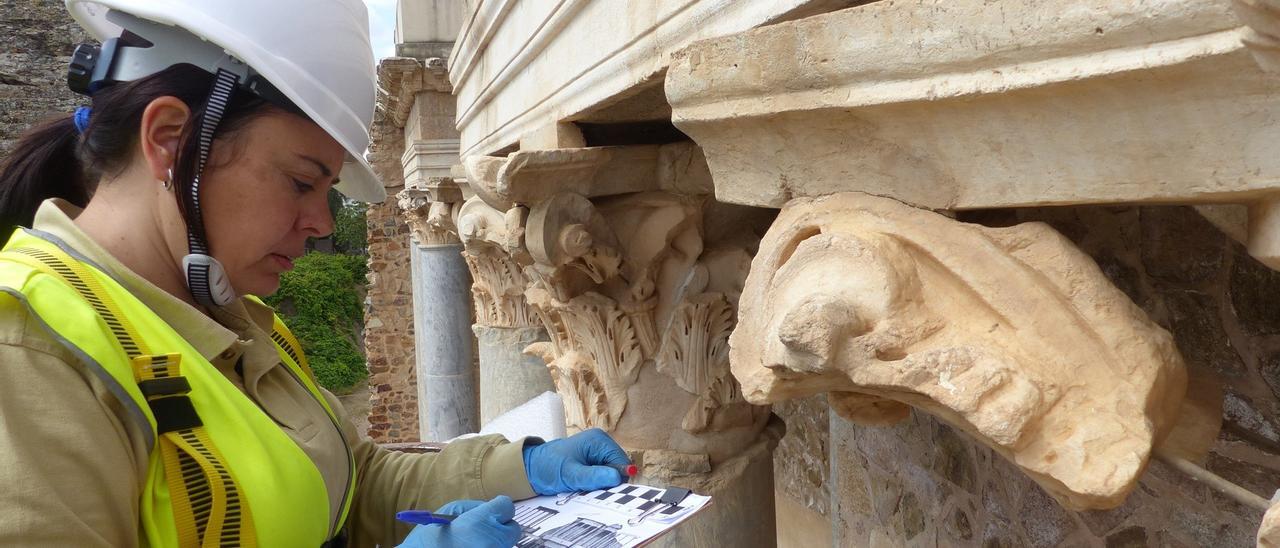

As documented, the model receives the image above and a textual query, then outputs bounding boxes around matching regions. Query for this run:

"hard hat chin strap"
[181,68,240,308]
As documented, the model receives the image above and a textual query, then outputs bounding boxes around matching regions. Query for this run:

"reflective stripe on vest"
[0,229,353,547]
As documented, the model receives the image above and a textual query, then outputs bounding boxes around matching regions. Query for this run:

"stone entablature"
[447,0,867,157]
[667,0,1270,210]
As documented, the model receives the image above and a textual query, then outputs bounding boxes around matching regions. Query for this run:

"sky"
[363,0,398,61]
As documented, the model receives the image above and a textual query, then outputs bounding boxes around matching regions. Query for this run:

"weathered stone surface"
[1264,354,1280,401]
[462,143,712,210]
[1231,248,1280,335]
[733,192,1187,509]
[0,2,86,156]
[1261,499,1280,548]
[773,394,830,515]
[1140,207,1226,284]
[1206,453,1280,501]
[1106,526,1149,548]
[817,202,1280,546]
[1223,390,1280,445]
[1165,290,1247,379]
[448,0,857,157]
[1019,486,1074,548]
[669,0,1280,211]
[364,193,420,443]
[944,505,974,542]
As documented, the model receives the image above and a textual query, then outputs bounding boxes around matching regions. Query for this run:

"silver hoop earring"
[163,168,173,190]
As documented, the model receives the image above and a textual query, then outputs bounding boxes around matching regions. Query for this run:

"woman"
[0,1,629,547]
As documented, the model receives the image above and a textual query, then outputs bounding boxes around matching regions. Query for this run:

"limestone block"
[1261,496,1280,547]
[666,0,1280,210]
[461,143,714,211]
[1235,0,1280,72]
[449,0,858,157]
[729,192,1187,510]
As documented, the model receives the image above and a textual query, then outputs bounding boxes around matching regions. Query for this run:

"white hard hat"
[66,0,387,203]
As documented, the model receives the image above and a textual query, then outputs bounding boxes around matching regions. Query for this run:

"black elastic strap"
[149,396,202,434]
[138,376,191,398]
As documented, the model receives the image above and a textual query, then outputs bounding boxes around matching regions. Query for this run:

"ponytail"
[0,115,90,242]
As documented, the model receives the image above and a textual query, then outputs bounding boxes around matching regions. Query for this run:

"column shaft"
[411,242,478,440]
[474,324,554,425]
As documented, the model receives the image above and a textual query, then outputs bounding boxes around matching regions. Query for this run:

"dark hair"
[0,64,274,243]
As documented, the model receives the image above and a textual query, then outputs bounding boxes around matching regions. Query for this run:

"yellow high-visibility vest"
[0,228,355,547]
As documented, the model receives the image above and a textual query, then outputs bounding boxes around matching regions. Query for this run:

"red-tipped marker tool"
[611,463,639,478]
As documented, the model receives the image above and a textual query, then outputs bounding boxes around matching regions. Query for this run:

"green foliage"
[265,252,368,392]
[333,200,368,254]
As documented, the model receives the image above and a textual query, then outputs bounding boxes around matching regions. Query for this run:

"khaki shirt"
[0,200,534,547]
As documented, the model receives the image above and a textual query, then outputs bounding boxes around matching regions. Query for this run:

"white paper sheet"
[512,483,711,547]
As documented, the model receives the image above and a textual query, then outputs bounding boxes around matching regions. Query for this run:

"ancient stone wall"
[0,1,85,156]
[773,395,830,516]
[364,196,419,442]
[771,205,1280,546]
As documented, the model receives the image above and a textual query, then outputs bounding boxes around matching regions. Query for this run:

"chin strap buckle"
[183,253,235,307]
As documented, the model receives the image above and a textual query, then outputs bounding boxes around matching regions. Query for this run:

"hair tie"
[73,106,91,134]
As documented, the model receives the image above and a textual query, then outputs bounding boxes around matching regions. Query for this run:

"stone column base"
[474,324,554,424]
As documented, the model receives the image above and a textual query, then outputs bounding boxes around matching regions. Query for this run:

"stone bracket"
[730,191,1191,510]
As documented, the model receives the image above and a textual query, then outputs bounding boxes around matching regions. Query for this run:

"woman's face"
[198,111,343,297]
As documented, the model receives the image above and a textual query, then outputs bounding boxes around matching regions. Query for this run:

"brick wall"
[363,194,419,442]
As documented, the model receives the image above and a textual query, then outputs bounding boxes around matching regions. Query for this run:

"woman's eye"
[293,178,315,193]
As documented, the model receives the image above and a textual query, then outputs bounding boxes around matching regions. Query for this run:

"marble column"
[400,179,478,441]
[474,325,554,424]
[411,240,478,440]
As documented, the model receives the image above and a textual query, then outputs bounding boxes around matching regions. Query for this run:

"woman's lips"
[270,253,294,270]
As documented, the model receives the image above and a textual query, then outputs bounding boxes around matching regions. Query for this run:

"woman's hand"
[522,428,631,495]
[397,496,521,548]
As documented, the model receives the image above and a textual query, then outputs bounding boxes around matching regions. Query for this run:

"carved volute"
[730,192,1189,510]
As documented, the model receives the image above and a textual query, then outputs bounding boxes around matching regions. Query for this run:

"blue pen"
[395,510,457,526]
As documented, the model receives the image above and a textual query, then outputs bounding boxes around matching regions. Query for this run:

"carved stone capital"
[397,178,464,247]
[729,192,1189,510]
[514,188,770,463]
[457,197,539,328]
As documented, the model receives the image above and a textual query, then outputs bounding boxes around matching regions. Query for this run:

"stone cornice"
[368,56,453,190]
[667,0,1279,210]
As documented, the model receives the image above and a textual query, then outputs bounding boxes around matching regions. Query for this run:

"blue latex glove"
[397,496,521,548]
[522,428,631,496]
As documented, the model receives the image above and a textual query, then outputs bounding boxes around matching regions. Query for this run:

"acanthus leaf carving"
[511,160,770,461]
[458,197,538,327]
[525,290,643,430]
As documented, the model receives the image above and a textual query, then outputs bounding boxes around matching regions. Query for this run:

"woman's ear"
[139,96,191,182]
